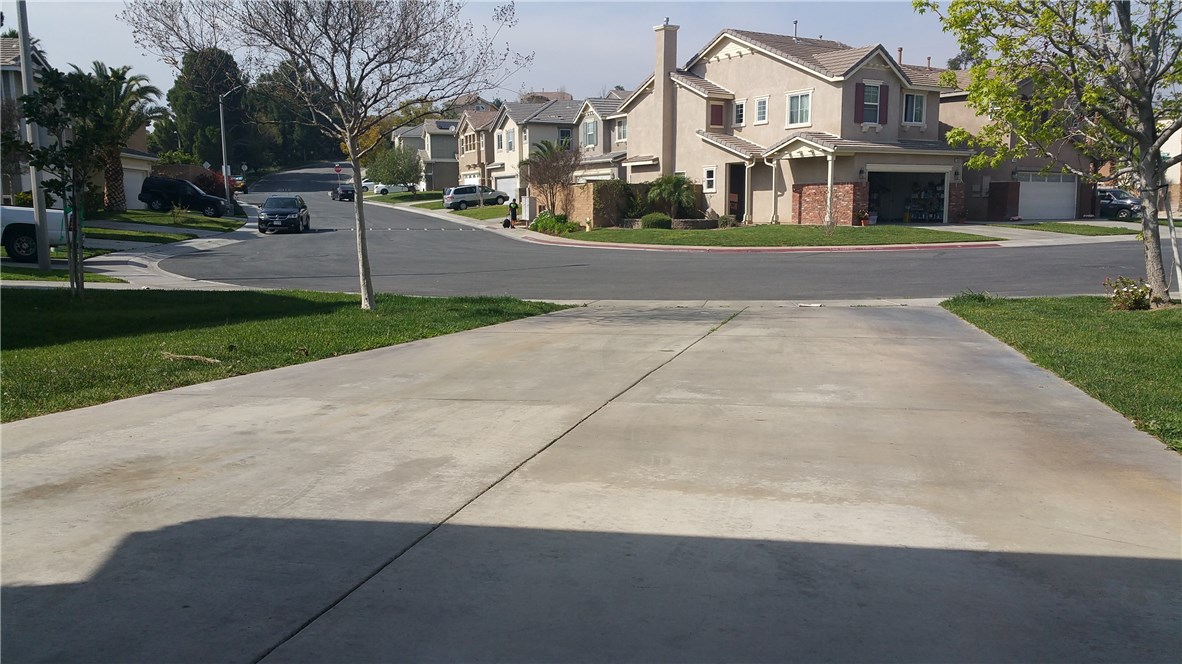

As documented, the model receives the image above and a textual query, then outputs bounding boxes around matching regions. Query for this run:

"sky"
[1,0,963,106]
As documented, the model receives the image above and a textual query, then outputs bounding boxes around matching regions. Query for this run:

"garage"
[1016,171,1078,220]
[494,176,517,198]
[461,173,480,185]
[866,165,951,223]
[122,169,150,210]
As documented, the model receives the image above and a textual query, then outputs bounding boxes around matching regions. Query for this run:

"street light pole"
[218,84,243,208]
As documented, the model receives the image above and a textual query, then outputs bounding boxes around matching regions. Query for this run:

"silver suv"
[442,185,509,210]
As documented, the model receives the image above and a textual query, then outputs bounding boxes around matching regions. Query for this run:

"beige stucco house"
[616,24,972,225]
[572,97,627,182]
[486,100,583,199]
[456,110,501,189]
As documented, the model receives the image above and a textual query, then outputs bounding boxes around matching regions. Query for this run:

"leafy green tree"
[366,144,422,188]
[146,110,183,153]
[520,139,581,214]
[1,68,105,295]
[157,149,200,165]
[167,47,245,167]
[82,62,166,212]
[246,59,339,167]
[915,0,1182,305]
[646,173,698,218]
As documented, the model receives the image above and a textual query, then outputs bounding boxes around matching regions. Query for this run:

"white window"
[583,119,598,146]
[755,96,769,124]
[904,93,925,124]
[506,129,515,152]
[617,118,627,141]
[786,91,811,127]
[559,128,572,148]
[496,132,503,150]
[733,99,746,127]
[704,166,716,193]
[863,84,880,123]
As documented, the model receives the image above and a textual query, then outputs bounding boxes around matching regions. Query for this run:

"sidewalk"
[2,301,1178,661]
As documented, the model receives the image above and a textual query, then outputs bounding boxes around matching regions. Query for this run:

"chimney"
[654,19,679,176]
[897,47,903,64]
[927,56,932,69]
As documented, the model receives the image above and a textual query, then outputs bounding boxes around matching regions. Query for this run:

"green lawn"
[1,246,113,261]
[93,209,244,233]
[0,289,569,421]
[412,200,446,210]
[943,294,1182,451]
[571,225,1000,247]
[84,227,197,244]
[454,204,509,221]
[371,190,442,203]
[0,266,125,282]
[996,222,1139,236]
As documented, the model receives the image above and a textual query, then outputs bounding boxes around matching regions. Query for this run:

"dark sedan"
[257,195,311,233]
[331,184,355,201]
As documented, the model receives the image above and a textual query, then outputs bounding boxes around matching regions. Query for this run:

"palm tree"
[646,173,697,218]
[79,62,165,213]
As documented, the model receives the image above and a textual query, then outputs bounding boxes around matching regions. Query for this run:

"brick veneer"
[948,181,966,222]
[791,182,866,225]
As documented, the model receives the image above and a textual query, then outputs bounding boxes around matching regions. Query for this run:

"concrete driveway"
[2,301,1178,662]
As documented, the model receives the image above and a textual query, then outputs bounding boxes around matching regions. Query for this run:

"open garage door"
[1016,172,1077,220]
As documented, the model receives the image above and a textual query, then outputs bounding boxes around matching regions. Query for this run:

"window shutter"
[710,104,724,126]
[879,85,889,124]
[855,83,865,123]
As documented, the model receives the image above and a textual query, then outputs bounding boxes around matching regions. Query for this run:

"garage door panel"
[494,177,517,197]
[1018,177,1076,220]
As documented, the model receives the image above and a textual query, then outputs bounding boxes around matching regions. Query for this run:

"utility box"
[521,196,538,222]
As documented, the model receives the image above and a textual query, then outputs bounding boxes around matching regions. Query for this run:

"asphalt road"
[162,164,1160,300]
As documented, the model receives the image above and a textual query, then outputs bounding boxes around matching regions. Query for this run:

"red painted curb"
[519,236,1004,253]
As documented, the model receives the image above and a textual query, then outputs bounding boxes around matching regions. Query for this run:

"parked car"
[138,176,228,217]
[230,175,248,193]
[1097,188,1143,219]
[442,185,509,210]
[359,180,408,196]
[257,195,311,233]
[331,184,355,201]
[1,205,67,263]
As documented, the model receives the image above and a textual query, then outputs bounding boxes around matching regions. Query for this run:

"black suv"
[1097,188,1142,219]
[138,176,228,217]
[331,184,355,201]
[258,195,310,233]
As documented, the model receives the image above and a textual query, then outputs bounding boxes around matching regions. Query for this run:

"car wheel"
[494,196,506,205]
[258,224,266,233]
[1116,208,1132,219]
[147,196,167,211]
[457,201,468,210]
[378,188,388,195]
[203,203,219,217]
[4,227,38,263]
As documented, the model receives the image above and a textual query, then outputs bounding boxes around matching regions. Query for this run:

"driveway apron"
[2,302,1178,662]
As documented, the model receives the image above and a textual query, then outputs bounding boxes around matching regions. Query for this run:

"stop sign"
[334,165,342,173]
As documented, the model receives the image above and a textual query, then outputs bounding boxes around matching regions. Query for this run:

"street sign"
[334,165,342,174]
[202,161,211,169]
[241,163,249,173]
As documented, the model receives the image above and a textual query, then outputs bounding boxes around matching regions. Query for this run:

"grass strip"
[571,225,999,247]
[412,200,446,210]
[84,228,197,244]
[92,210,244,233]
[0,289,569,422]
[995,222,1138,236]
[1,267,125,282]
[1,247,113,261]
[943,293,1181,451]
[372,190,443,203]
[454,205,509,221]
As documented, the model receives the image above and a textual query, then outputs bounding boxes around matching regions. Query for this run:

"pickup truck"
[1,205,68,263]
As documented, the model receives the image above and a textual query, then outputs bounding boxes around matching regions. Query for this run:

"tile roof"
[583,97,623,119]
[0,36,49,69]
[463,110,501,132]
[607,88,631,100]
[449,93,492,108]
[521,91,573,102]
[622,154,658,164]
[900,63,948,88]
[696,130,765,159]
[670,71,734,99]
[425,119,459,134]
[502,102,551,124]
[527,99,584,124]
[811,46,878,78]
[720,30,855,77]
[393,124,423,139]
[580,150,627,165]
[767,130,972,156]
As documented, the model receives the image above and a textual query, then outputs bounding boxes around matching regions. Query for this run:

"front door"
[727,163,746,220]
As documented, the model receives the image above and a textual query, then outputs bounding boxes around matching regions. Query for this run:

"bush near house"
[529,211,582,235]
[640,212,673,229]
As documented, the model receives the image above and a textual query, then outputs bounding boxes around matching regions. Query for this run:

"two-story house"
[572,97,628,182]
[487,100,583,199]
[455,110,501,189]
[618,23,971,225]
[392,120,460,191]
[1,36,50,203]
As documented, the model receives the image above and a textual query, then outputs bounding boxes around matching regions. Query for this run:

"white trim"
[784,89,812,128]
[862,78,884,85]
[703,166,717,193]
[754,96,769,125]
[902,92,926,126]
[733,98,747,127]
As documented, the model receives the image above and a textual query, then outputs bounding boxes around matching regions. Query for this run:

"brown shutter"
[710,103,724,126]
[855,83,865,123]
[879,85,889,124]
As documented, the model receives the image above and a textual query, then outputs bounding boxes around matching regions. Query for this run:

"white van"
[1,205,68,263]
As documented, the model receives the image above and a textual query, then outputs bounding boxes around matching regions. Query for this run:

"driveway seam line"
[251,307,746,663]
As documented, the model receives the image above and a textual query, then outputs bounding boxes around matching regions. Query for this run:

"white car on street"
[359,180,409,195]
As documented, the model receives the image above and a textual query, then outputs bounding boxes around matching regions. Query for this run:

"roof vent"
[897,47,903,64]
[793,19,798,42]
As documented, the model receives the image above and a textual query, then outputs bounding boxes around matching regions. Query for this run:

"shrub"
[83,182,103,216]
[640,212,672,229]
[592,179,633,227]
[529,210,582,235]
[1103,276,1159,310]
[192,170,227,197]
[157,150,200,165]
[11,189,56,209]
[718,214,739,228]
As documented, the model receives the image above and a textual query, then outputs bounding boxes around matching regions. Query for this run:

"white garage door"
[494,176,517,197]
[462,173,479,185]
[1017,172,1077,220]
[123,169,149,210]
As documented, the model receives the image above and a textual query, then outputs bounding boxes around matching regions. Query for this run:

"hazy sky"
[2,0,962,105]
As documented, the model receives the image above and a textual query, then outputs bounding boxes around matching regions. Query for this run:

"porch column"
[825,153,835,224]
[768,158,779,223]
[745,162,754,224]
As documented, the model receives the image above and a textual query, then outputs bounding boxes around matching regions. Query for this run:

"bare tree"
[121,0,530,309]
[520,140,581,216]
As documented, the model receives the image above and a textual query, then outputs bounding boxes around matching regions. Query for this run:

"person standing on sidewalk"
[508,198,519,227]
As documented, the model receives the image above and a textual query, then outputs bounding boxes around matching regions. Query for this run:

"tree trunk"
[68,178,85,299]
[347,135,376,311]
[1137,149,1169,307]
[103,150,128,213]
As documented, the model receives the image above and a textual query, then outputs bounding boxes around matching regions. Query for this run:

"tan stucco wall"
[621,85,661,175]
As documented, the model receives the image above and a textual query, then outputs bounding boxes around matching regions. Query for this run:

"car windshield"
[339,185,354,191]
[265,197,299,208]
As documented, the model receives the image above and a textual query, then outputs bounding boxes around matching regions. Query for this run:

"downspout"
[745,160,754,224]
[763,154,779,224]
[825,153,835,225]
